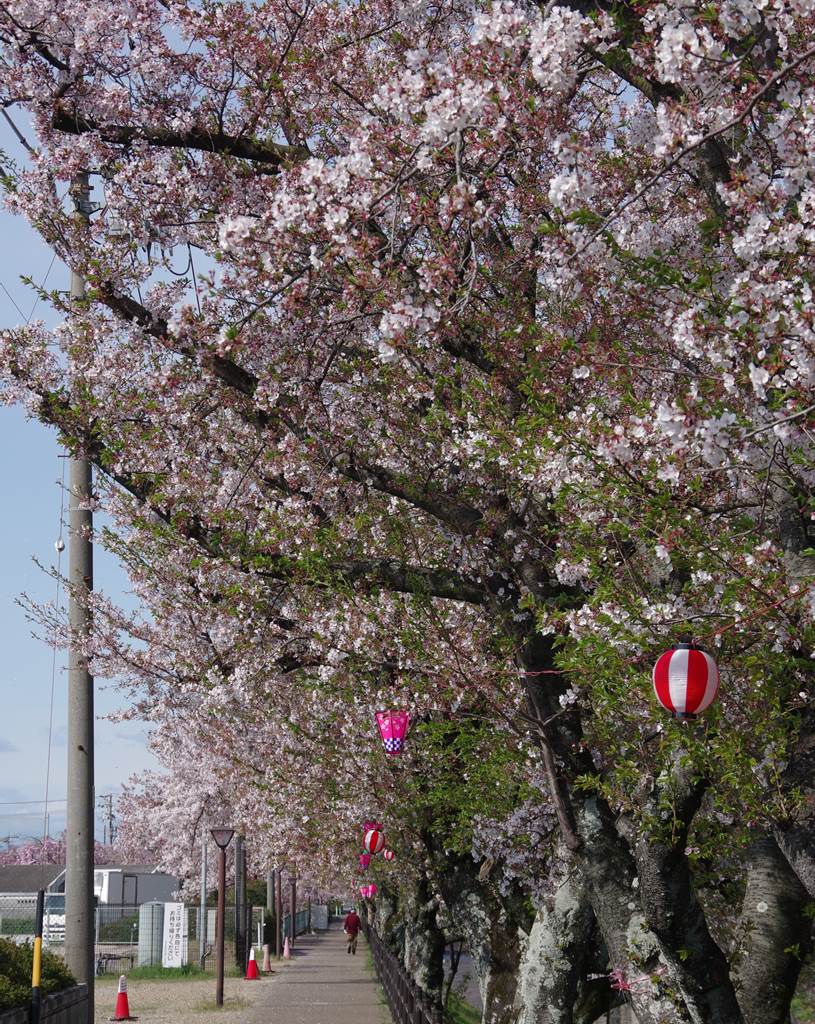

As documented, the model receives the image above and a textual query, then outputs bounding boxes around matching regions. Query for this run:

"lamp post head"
[210,827,235,849]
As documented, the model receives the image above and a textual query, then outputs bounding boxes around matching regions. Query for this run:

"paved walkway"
[245,925,392,1024]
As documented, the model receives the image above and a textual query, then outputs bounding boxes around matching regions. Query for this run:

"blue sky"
[0,118,158,848]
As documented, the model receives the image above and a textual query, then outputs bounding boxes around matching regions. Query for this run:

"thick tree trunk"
[775,821,815,899]
[521,634,683,1024]
[435,854,524,1024]
[619,762,743,1024]
[574,795,684,1024]
[514,864,608,1024]
[403,872,446,1003]
[775,708,815,898]
[734,835,812,1024]
[375,887,399,940]
[633,831,743,1024]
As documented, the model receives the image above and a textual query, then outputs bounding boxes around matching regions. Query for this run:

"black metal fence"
[364,923,443,1024]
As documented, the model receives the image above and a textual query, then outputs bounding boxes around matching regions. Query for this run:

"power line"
[26,251,57,324]
[0,278,27,320]
[0,799,66,806]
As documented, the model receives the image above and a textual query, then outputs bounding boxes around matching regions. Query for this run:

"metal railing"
[282,908,309,939]
[363,922,443,1024]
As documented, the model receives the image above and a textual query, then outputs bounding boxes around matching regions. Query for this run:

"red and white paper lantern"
[382,849,395,861]
[652,644,719,719]
[364,829,385,855]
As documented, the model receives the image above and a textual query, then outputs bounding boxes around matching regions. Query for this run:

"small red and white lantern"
[382,849,395,861]
[364,829,385,855]
[653,643,719,719]
[376,710,410,755]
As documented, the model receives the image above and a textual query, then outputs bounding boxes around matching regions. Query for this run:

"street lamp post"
[275,868,282,959]
[289,871,296,948]
[210,828,234,1008]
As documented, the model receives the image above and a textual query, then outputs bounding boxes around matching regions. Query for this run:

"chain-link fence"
[0,895,319,974]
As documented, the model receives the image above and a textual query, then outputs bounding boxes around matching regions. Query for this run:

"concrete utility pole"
[64,171,95,1024]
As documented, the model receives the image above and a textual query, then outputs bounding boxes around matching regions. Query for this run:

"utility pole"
[98,795,114,846]
[64,171,95,1024]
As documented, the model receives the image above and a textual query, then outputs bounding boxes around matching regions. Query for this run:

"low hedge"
[0,938,75,1012]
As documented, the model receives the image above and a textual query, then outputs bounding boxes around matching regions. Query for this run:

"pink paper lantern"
[653,644,719,719]
[376,709,411,756]
[364,829,385,854]
[359,853,371,870]
[382,849,395,861]
[368,884,378,897]
[362,820,383,832]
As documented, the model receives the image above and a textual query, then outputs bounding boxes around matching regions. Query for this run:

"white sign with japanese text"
[161,902,187,967]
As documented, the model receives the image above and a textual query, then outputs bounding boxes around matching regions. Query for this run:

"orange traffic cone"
[110,975,138,1021]
[262,943,272,972]
[245,947,260,980]
[283,935,291,960]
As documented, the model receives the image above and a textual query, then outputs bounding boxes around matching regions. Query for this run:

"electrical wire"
[0,278,27,320]
[0,799,66,805]
[26,252,57,324]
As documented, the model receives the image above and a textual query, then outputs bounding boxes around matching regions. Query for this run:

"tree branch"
[34,381,489,605]
[52,106,309,168]
[94,283,488,536]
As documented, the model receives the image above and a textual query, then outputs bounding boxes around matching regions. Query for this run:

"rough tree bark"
[434,852,525,1024]
[573,795,684,1024]
[521,632,682,1024]
[623,759,744,1024]
[733,835,812,1024]
[514,861,613,1024]
[402,871,446,1004]
[775,708,815,899]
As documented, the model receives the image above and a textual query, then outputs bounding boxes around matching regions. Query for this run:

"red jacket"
[343,911,361,936]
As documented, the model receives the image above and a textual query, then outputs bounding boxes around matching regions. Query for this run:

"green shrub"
[0,937,76,1012]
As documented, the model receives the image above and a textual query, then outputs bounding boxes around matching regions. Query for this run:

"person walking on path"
[343,908,361,955]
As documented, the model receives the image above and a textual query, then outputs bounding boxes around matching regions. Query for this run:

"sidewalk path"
[245,925,392,1024]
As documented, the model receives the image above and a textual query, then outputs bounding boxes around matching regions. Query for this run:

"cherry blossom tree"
[0,833,116,866]
[2,2,815,1022]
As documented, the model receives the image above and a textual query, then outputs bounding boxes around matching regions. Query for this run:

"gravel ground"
[94,969,285,1024]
